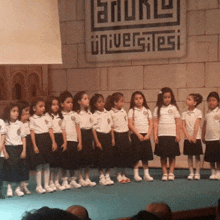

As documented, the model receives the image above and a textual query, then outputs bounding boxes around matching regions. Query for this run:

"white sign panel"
[85,0,186,62]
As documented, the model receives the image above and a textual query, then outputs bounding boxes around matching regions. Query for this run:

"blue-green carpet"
[0,169,219,220]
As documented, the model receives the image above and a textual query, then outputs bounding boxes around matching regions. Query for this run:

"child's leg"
[105,168,114,185]
[21,181,31,195]
[61,169,71,189]
[85,167,96,186]
[168,157,176,181]
[194,155,201,180]
[15,182,24,196]
[142,160,153,181]
[209,162,216,179]
[121,168,130,182]
[160,157,167,174]
[50,167,54,184]
[187,155,194,179]
[216,162,220,180]
[44,163,53,192]
[99,169,107,186]
[6,182,13,197]
[85,167,90,180]
[36,164,43,188]
[133,161,142,181]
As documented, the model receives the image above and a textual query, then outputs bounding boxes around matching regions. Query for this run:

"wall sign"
[85,0,186,62]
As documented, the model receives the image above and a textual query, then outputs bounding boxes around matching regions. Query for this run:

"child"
[45,96,66,191]
[202,92,220,180]
[128,91,154,182]
[0,119,6,199]
[59,91,82,189]
[73,91,96,187]
[90,93,115,186]
[29,97,57,194]
[16,100,32,194]
[105,92,131,183]
[2,103,27,197]
[182,94,203,180]
[154,87,181,181]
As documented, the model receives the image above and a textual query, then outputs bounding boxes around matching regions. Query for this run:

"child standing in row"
[182,94,203,180]
[202,92,220,180]
[106,92,131,183]
[90,93,115,186]
[73,91,96,187]
[154,87,181,181]
[128,91,154,182]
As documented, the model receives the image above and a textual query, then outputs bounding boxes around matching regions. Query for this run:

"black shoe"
[0,192,5,199]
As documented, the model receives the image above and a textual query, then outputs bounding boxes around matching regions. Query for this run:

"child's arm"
[111,128,115,146]
[192,118,201,143]
[49,128,58,151]
[182,120,192,142]
[30,130,39,154]
[144,119,153,140]
[61,130,67,151]
[20,137,26,159]
[153,118,159,144]
[2,135,9,159]
[202,120,206,144]
[175,118,181,142]
[92,129,102,149]
[128,118,144,141]
[76,124,82,151]
[0,134,4,153]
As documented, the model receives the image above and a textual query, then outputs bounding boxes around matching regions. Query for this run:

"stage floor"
[0,168,219,220]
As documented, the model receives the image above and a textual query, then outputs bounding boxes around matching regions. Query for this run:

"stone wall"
[49,0,220,169]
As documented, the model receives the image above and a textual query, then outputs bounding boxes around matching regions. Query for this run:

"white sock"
[105,173,110,178]
[211,169,216,175]
[144,168,150,176]
[100,174,104,179]
[7,183,12,190]
[134,169,139,176]
[44,163,50,188]
[36,165,42,188]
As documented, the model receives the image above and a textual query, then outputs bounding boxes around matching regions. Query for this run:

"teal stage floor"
[0,169,220,220]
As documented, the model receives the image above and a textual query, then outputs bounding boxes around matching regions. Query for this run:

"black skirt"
[0,157,5,187]
[130,133,153,163]
[4,145,29,182]
[154,136,180,158]
[114,132,133,168]
[30,133,54,169]
[62,141,79,170]
[26,134,36,171]
[204,141,220,162]
[183,139,203,156]
[94,132,114,169]
[79,129,94,168]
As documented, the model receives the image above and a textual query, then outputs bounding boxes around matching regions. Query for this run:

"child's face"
[79,94,89,108]
[21,106,30,122]
[10,106,19,121]
[208,97,219,110]
[95,97,104,112]
[51,99,59,114]
[34,101,45,116]
[186,95,196,108]
[134,94,144,108]
[61,97,73,112]
[114,96,125,110]
[163,92,171,106]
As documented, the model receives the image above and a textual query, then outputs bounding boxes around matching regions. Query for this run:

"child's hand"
[137,134,144,141]
[175,135,181,142]
[192,136,197,143]
[96,141,102,150]
[20,151,26,159]
[33,146,39,154]
[154,136,158,144]
[77,143,82,151]
[202,137,206,144]
[144,134,150,141]
[61,143,67,152]
[4,152,9,159]
[112,139,115,147]
[187,136,192,142]
[52,142,58,152]
[128,136,132,142]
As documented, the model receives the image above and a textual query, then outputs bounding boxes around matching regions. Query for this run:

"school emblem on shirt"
[168,109,173,114]
[58,119,62,126]
[143,111,148,117]
[17,128,21,135]
[71,116,75,121]
[107,118,111,124]
[45,119,49,124]
[214,115,219,120]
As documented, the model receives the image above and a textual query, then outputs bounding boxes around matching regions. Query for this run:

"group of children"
[0,87,219,199]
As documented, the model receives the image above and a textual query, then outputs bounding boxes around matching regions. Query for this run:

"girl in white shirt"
[45,96,66,191]
[29,97,57,194]
[128,91,154,182]
[105,92,131,183]
[90,93,115,186]
[202,92,220,180]
[154,87,181,181]
[2,103,27,197]
[182,94,203,180]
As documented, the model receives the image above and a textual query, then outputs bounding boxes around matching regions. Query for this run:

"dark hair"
[21,206,80,220]
[156,87,178,118]
[189,93,203,107]
[16,100,29,120]
[105,92,124,111]
[2,103,19,124]
[30,97,45,116]
[90,93,104,113]
[129,91,150,110]
[207,91,220,103]
[45,96,63,119]
[59,91,73,104]
[73,91,88,112]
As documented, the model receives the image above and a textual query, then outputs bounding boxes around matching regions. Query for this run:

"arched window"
[28,73,40,98]
[15,83,22,100]
[12,72,25,100]
[0,78,6,100]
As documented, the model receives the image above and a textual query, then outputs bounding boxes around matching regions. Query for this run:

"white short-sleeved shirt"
[45,113,65,134]
[205,107,220,141]
[182,108,202,139]
[78,110,93,130]
[0,119,6,157]
[29,114,52,134]
[5,120,26,146]
[23,121,30,136]
[153,104,180,136]
[128,107,152,134]
[62,111,79,142]
[110,108,129,133]
[92,109,113,134]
